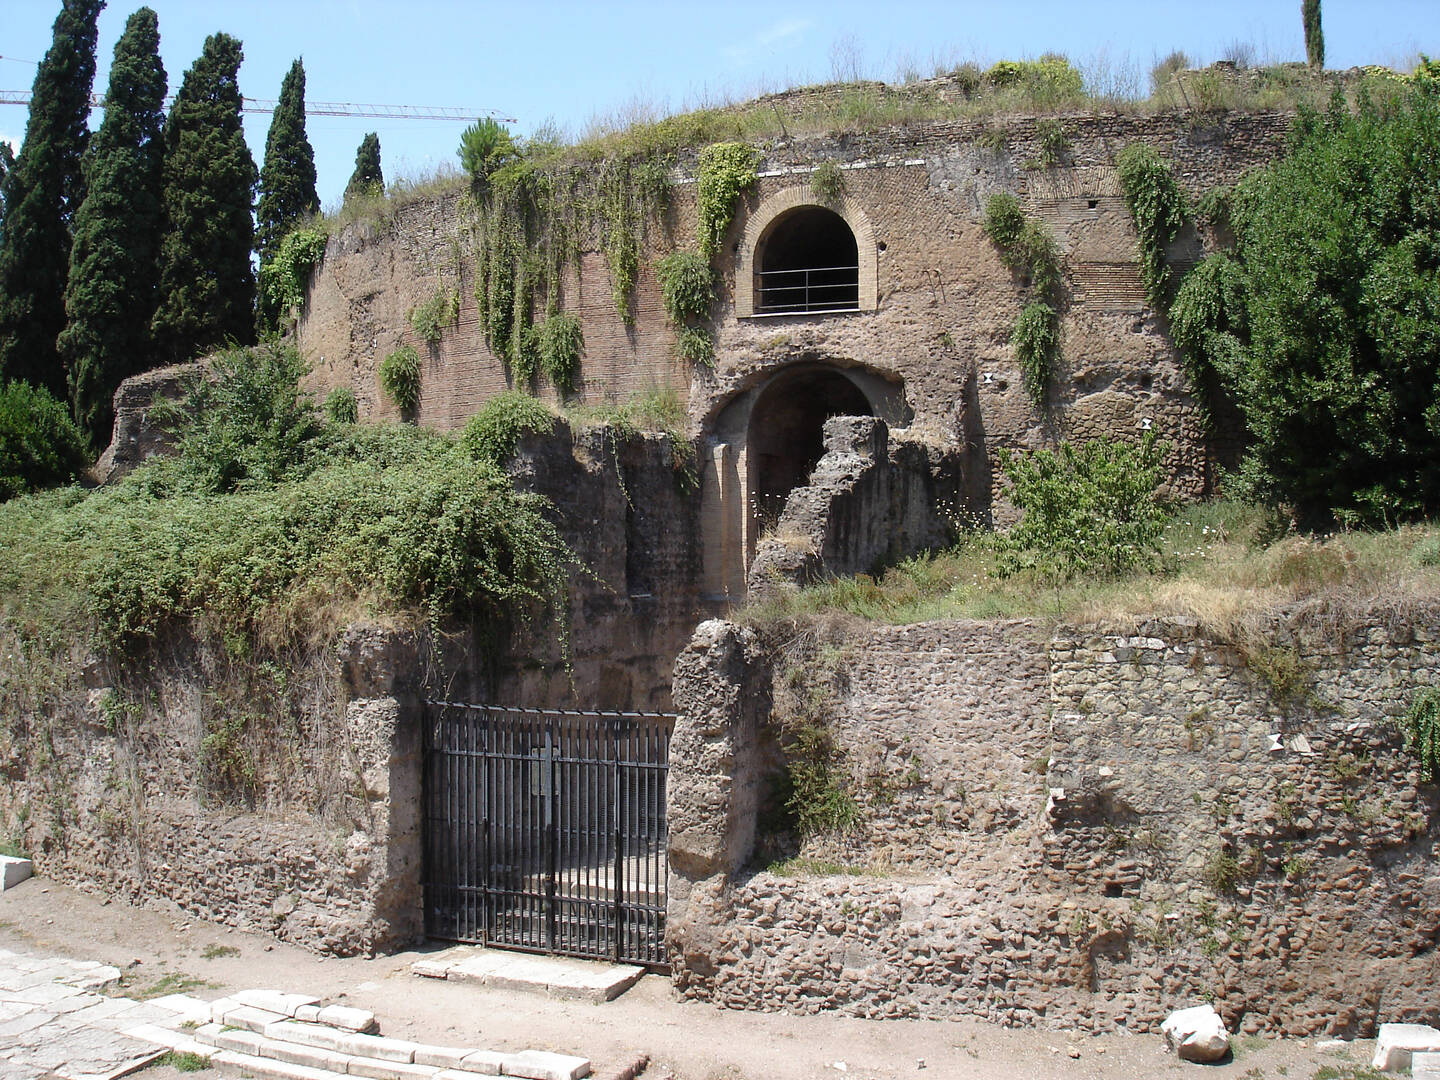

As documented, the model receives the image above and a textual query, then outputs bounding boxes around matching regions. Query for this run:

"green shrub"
[409,289,459,344]
[984,55,1084,105]
[1169,253,1247,418]
[460,390,556,464]
[982,193,1026,250]
[379,344,422,413]
[696,142,760,257]
[1117,143,1190,308]
[655,250,715,325]
[996,431,1168,584]
[152,342,324,494]
[1011,302,1059,406]
[1404,687,1440,784]
[538,312,583,395]
[0,381,91,500]
[458,117,518,186]
[323,386,358,424]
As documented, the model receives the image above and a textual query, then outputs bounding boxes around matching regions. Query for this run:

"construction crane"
[0,90,514,123]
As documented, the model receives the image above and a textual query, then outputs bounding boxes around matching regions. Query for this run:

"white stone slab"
[499,1049,591,1080]
[233,990,323,1017]
[441,951,643,1003]
[146,994,214,1025]
[0,856,32,891]
[295,1004,321,1022]
[456,1051,506,1075]
[338,1032,420,1063]
[345,1058,440,1080]
[221,1004,289,1033]
[1374,1023,1440,1072]
[1414,1052,1440,1080]
[413,1046,480,1068]
[118,1023,216,1057]
[263,1019,350,1052]
[211,1049,349,1080]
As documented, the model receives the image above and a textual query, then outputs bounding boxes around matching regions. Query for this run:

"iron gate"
[422,702,674,966]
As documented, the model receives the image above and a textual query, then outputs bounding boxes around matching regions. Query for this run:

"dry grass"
[740,501,1440,642]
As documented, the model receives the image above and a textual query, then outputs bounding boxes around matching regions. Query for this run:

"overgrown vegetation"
[1171,87,1440,527]
[695,142,760,257]
[983,193,1064,406]
[1117,142,1189,308]
[654,250,716,367]
[0,381,91,500]
[564,386,698,491]
[323,386,357,424]
[379,344,421,412]
[256,226,326,330]
[810,160,845,204]
[538,312,583,396]
[461,389,557,464]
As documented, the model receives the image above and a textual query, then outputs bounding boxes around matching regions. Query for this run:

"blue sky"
[3,1,1438,208]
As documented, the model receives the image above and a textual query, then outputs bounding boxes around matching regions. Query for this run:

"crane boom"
[0,90,514,123]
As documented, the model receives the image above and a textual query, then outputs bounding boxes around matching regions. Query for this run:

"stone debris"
[0,944,598,1080]
[1372,1023,1440,1072]
[1161,1004,1231,1063]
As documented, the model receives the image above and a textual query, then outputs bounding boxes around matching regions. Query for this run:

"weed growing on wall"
[1011,302,1060,405]
[565,387,698,493]
[1403,687,1440,784]
[810,160,846,204]
[408,288,459,344]
[1117,142,1190,308]
[696,142,760,257]
[379,344,422,413]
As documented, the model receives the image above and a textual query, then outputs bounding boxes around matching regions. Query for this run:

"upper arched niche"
[735,185,878,318]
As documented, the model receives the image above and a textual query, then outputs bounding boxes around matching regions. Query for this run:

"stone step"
[412,948,644,1004]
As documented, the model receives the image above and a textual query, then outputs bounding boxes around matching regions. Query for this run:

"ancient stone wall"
[667,609,1440,1036]
[0,622,426,955]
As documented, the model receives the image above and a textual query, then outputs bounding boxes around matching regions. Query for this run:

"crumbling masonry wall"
[667,611,1440,1035]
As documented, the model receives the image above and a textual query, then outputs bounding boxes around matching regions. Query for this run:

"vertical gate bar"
[545,717,556,954]
[612,719,623,963]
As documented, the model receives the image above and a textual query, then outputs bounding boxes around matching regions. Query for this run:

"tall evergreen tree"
[58,7,167,447]
[0,142,14,228]
[151,33,257,365]
[1303,0,1325,69]
[345,133,383,198]
[0,0,104,398]
[255,59,317,264]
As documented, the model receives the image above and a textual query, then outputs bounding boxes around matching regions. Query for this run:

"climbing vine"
[983,193,1064,407]
[1117,142,1190,309]
[380,344,421,412]
[257,226,327,329]
[409,288,459,344]
[655,250,717,367]
[696,142,760,257]
[539,312,583,396]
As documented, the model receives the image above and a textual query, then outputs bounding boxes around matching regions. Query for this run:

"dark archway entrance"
[747,365,873,529]
[755,206,860,314]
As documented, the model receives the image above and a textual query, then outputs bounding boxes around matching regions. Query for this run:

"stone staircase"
[125,988,604,1080]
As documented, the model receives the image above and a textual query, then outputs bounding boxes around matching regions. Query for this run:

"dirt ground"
[0,875,1379,1080]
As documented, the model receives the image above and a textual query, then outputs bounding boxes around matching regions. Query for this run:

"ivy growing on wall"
[696,142,760,257]
[983,193,1064,407]
[1404,688,1440,785]
[256,227,327,330]
[655,249,717,367]
[409,287,460,344]
[539,312,583,396]
[1117,142,1190,309]
[380,344,421,413]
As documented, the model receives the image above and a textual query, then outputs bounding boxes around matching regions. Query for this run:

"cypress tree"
[255,59,318,265]
[152,33,257,365]
[0,0,104,398]
[58,7,167,447]
[0,142,14,228]
[345,133,383,198]
[1303,0,1325,69]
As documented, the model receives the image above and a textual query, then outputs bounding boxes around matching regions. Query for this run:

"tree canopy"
[1172,87,1440,526]
[58,6,168,447]
[0,0,103,398]
[345,133,383,198]
[255,59,318,268]
[151,32,257,365]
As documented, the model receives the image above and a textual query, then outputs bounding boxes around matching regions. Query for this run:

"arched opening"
[747,366,873,529]
[755,206,860,314]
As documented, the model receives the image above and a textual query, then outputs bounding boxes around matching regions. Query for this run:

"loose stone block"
[456,1051,506,1075]
[315,1004,377,1033]
[338,1032,420,1062]
[1412,1051,1440,1080]
[1372,1023,1440,1072]
[264,1019,350,1052]
[0,856,32,890]
[233,990,323,1017]
[221,1003,290,1033]
[413,1046,480,1068]
[345,1058,440,1080]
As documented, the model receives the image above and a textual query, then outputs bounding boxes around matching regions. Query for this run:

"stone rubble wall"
[667,610,1440,1036]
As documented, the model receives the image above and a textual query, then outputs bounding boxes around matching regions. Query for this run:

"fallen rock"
[1161,1004,1231,1063]
[1373,1023,1440,1072]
